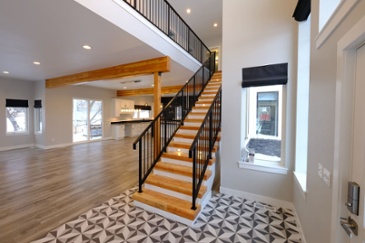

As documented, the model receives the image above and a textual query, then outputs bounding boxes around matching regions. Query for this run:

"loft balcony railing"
[123,0,211,63]
[133,52,216,194]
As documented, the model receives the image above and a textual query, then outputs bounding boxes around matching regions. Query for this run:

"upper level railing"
[123,0,211,63]
[189,85,221,210]
[133,52,216,193]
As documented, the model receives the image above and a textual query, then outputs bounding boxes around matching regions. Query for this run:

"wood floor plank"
[0,137,139,243]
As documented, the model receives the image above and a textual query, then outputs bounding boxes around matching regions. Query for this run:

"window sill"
[237,160,288,175]
[294,171,307,200]
[6,132,30,136]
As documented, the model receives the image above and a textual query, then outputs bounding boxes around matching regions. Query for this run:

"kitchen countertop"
[111,119,153,124]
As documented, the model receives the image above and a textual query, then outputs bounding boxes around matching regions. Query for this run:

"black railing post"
[209,111,213,160]
[191,147,197,210]
[138,140,143,193]
[164,111,167,151]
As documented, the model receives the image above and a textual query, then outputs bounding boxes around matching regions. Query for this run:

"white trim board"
[0,144,35,152]
[331,14,365,243]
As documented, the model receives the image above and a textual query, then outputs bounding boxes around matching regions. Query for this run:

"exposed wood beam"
[116,84,202,97]
[46,56,171,88]
[116,85,183,97]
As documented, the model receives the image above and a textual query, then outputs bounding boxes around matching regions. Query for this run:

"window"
[34,100,42,133]
[319,0,341,31]
[72,99,103,142]
[246,85,282,163]
[133,105,152,119]
[294,16,311,196]
[6,99,29,134]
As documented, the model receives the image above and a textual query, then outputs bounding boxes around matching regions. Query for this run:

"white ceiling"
[0,0,221,91]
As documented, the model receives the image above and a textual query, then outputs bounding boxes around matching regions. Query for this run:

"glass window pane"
[256,91,278,136]
[6,107,28,133]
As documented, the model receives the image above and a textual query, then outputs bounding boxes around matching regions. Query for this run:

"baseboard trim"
[219,186,294,210]
[0,144,35,151]
[291,207,307,243]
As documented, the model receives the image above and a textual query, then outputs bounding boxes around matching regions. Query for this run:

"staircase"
[133,71,222,225]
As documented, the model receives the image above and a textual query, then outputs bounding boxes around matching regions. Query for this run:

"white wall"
[293,1,365,243]
[0,78,36,149]
[221,0,297,202]
[44,85,116,147]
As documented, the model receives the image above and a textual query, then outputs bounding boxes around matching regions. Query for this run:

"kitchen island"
[111,119,152,139]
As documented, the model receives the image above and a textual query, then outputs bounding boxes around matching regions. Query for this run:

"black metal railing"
[189,86,222,210]
[133,52,216,193]
[123,0,211,63]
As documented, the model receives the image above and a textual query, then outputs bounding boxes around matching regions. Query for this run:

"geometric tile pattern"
[32,187,302,243]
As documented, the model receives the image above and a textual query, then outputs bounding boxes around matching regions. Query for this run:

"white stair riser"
[173,137,194,144]
[176,129,198,135]
[184,122,201,126]
[154,169,193,182]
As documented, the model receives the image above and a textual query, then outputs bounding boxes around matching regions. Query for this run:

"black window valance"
[293,0,310,22]
[34,100,42,108]
[135,105,151,110]
[6,99,29,108]
[242,63,288,88]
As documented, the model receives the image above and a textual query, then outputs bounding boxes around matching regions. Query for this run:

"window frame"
[6,107,29,135]
[245,85,284,165]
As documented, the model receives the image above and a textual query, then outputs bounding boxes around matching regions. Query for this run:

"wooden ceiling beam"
[45,56,170,88]
[116,85,184,97]
[116,84,203,97]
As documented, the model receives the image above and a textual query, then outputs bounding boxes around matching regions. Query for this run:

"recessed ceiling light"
[123,87,127,89]
[83,45,92,50]
[186,8,191,14]
[151,84,154,87]
[3,71,9,74]
[33,61,40,65]
[213,23,218,27]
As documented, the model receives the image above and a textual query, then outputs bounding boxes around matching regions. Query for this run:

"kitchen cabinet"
[112,99,134,117]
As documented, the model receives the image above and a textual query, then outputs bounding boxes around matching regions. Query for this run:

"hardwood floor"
[0,137,139,243]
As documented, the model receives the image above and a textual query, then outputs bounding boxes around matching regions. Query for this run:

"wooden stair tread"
[162,151,191,161]
[133,189,200,220]
[184,118,204,123]
[179,125,200,130]
[162,152,216,165]
[169,141,192,149]
[155,162,212,180]
[174,133,221,142]
[146,174,207,198]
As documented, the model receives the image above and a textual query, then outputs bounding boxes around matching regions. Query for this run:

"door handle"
[340,217,358,237]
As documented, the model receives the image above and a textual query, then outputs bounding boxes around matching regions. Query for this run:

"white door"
[339,44,365,243]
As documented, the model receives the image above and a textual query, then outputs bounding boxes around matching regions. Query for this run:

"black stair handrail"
[189,85,222,210]
[133,52,216,193]
[123,0,211,63]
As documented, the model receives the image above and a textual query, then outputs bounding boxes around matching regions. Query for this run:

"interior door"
[341,44,365,243]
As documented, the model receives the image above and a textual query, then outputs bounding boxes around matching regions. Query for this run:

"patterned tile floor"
[32,187,302,243]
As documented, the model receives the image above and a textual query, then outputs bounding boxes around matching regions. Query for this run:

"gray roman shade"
[241,63,288,88]
[6,99,29,108]
[34,100,42,108]
[293,0,310,22]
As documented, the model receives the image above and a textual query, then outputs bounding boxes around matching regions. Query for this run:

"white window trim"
[237,160,288,175]
[245,85,284,167]
[316,0,360,49]
[294,171,307,200]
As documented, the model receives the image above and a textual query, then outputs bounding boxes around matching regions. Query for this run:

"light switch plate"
[323,168,331,187]
[318,163,323,179]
